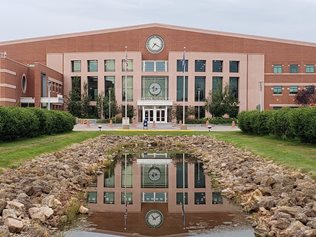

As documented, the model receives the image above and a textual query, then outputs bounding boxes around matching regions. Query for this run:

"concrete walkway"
[73,122,240,132]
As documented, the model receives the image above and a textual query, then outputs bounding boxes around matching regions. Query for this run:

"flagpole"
[125,46,128,121]
[182,47,186,127]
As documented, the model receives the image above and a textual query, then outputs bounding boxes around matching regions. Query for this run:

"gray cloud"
[0,0,315,42]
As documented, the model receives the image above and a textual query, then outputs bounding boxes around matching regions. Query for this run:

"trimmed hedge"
[238,107,316,143]
[0,107,76,141]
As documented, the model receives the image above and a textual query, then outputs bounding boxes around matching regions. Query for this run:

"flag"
[125,47,129,71]
[182,50,186,72]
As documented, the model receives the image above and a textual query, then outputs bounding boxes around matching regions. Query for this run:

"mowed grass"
[0,130,315,179]
[210,131,316,179]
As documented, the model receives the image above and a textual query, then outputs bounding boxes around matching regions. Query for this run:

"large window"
[104,165,115,188]
[104,76,115,97]
[195,106,205,120]
[195,161,205,188]
[122,76,133,101]
[195,76,205,101]
[273,86,283,95]
[213,60,223,72]
[290,64,299,73]
[142,77,168,100]
[212,76,223,94]
[104,59,115,72]
[176,76,188,101]
[306,64,315,73]
[71,76,81,100]
[122,59,133,72]
[229,77,239,99]
[195,60,206,72]
[41,73,47,97]
[71,60,81,72]
[143,61,167,72]
[177,59,188,72]
[176,162,188,188]
[229,61,239,73]
[121,161,133,188]
[88,76,98,101]
[273,64,282,73]
[88,60,98,72]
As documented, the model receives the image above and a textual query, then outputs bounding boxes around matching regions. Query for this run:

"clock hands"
[152,42,160,48]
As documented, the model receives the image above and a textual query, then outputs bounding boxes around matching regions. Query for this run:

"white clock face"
[149,83,161,96]
[148,167,161,181]
[146,35,164,54]
[145,210,164,228]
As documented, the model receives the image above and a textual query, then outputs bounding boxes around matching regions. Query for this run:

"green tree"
[206,85,239,118]
[81,83,91,118]
[295,86,316,106]
[66,77,82,117]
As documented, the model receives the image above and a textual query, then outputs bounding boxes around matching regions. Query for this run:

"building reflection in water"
[86,153,246,236]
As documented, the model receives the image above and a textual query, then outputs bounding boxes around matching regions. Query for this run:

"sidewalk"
[73,122,240,132]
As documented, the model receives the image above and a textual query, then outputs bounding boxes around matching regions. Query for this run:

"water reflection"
[85,153,254,237]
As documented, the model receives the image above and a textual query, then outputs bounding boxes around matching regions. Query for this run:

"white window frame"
[142,61,168,72]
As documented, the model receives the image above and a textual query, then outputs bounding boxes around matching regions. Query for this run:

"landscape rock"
[4,218,24,233]
[79,205,89,214]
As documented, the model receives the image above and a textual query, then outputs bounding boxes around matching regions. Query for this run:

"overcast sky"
[1,0,315,43]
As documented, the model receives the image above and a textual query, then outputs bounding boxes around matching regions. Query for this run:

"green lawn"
[210,131,316,179]
[0,130,315,179]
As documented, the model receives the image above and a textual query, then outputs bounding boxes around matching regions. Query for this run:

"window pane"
[121,160,133,188]
[306,64,315,73]
[121,192,133,205]
[88,192,97,203]
[143,192,155,202]
[290,64,299,73]
[273,65,282,73]
[144,61,155,72]
[104,164,115,188]
[195,60,206,72]
[195,192,206,205]
[71,60,81,72]
[195,76,205,101]
[177,59,188,72]
[229,61,239,73]
[229,77,239,99]
[177,76,188,101]
[104,76,115,97]
[212,77,223,94]
[104,192,115,204]
[212,192,223,204]
[176,162,188,188]
[176,192,188,205]
[88,76,98,101]
[273,86,282,94]
[155,192,166,202]
[105,59,115,72]
[213,60,223,72]
[71,77,81,100]
[122,59,133,72]
[195,161,205,188]
[41,73,47,97]
[88,60,98,72]
[195,106,205,120]
[289,86,298,94]
[122,76,133,101]
[156,61,166,72]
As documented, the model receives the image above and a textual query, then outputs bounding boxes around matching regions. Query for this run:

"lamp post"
[122,46,130,129]
[47,81,52,110]
[259,81,264,111]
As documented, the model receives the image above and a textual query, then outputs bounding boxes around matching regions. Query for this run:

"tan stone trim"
[48,77,63,85]
[0,98,16,102]
[269,104,300,107]
[0,83,16,89]
[1,23,316,47]
[265,73,316,76]
[0,69,17,75]
[265,83,316,86]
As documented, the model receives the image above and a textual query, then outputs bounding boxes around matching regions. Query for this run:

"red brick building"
[0,23,315,121]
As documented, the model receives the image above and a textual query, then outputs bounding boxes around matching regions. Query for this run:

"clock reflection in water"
[148,167,161,181]
[145,209,164,228]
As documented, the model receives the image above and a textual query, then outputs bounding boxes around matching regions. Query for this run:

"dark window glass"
[212,192,223,204]
[88,192,97,203]
[273,64,282,73]
[195,192,206,205]
[195,161,205,188]
[41,73,47,97]
[213,60,223,72]
[273,86,282,95]
[306,85,315,94]
[229,61,239,73]
[71,60,81,72]
[195,60,206,72]
[229,77,239,99]
[212,77,223,94]
[290,64,299,73]
[176,162,188,188]
[71,76,81,100]
[104,76,115,97]
[104,165,115,188]
[177,59,188,72]
[289,86,298,95]
[104,192,115,204]
[195,106,205,120]
[176,192,188,205]
[177,76,188,101]
[195,76,205,101]
[121,192,133,205]
[87,76,98,101]
[88,60,98,72]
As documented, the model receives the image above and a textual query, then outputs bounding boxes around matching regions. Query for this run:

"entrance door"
[156,109,166,123]
[144,109,154,123]
[143,107,168,123]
